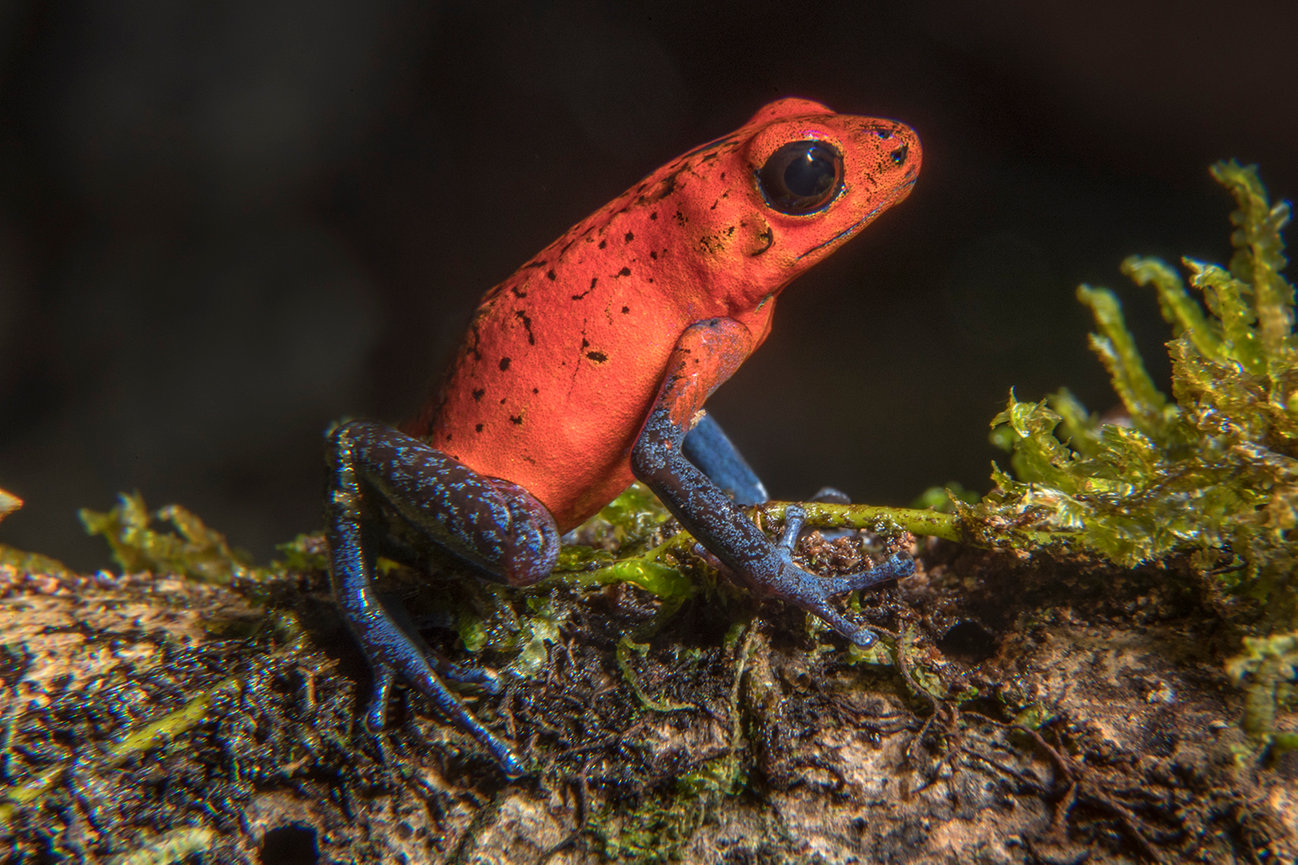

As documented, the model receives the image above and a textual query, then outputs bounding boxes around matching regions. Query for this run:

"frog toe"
[796,594,880,648]
[773,552,912,646]
[363,664,397,732]
[437,659,504,694]
[777,504,807,552]
[822,552,915,596]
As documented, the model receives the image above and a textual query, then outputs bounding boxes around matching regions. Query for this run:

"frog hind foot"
[326,418,560,776]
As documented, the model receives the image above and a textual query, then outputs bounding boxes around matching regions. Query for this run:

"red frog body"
[327,98,921,774]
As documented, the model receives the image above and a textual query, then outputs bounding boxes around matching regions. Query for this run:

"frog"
[326,97,922,774]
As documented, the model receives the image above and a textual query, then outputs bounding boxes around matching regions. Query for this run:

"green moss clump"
[1225,631,1298,754]
[80,492,258,585]
[0,487,21,523]
[977,161,1297,752]
[982,161,1295,603]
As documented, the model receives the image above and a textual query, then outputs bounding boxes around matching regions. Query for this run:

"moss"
[1225,631,1298,756]
[977,161,1298,754]
[0,487,21,524]
[0,488,76,577]
[80,492,259,586]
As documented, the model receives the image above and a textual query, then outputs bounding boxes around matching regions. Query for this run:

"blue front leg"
[682,412,768,506]
[631,319,914,646]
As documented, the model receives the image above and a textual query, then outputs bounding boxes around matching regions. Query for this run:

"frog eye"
[756,140,844,215]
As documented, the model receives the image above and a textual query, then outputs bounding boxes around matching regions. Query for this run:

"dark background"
[1,1,1295,570]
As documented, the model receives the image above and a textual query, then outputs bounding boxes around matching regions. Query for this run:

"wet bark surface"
[1,535,1294,864]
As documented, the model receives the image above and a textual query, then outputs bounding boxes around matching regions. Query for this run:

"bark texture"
[1,539,1294,864]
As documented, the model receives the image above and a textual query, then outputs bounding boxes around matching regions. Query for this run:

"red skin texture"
[405,98,921,531]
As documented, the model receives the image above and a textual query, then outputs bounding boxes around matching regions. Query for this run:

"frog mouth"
[795,175,918,261]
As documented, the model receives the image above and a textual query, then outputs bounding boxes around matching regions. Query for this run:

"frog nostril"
[890,144,908,166]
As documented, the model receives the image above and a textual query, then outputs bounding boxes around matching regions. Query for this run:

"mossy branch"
[554,497,1069,608]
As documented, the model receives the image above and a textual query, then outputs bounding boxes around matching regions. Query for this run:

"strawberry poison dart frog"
[326,98,921,773]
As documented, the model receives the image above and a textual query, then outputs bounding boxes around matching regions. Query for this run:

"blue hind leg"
[326,419,561,774]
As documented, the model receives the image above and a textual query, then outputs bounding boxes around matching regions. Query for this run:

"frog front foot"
[768,503,914,647]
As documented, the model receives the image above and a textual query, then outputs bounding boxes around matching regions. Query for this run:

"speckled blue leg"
[631,319,914,647]
[682,412,768,506]
[326,419,560,775]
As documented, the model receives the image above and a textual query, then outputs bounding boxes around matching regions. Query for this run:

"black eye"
[756,141,844,215]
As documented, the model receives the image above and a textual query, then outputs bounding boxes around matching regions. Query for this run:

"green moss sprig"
[80,492,258,585]
[1225,631,1298,756]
